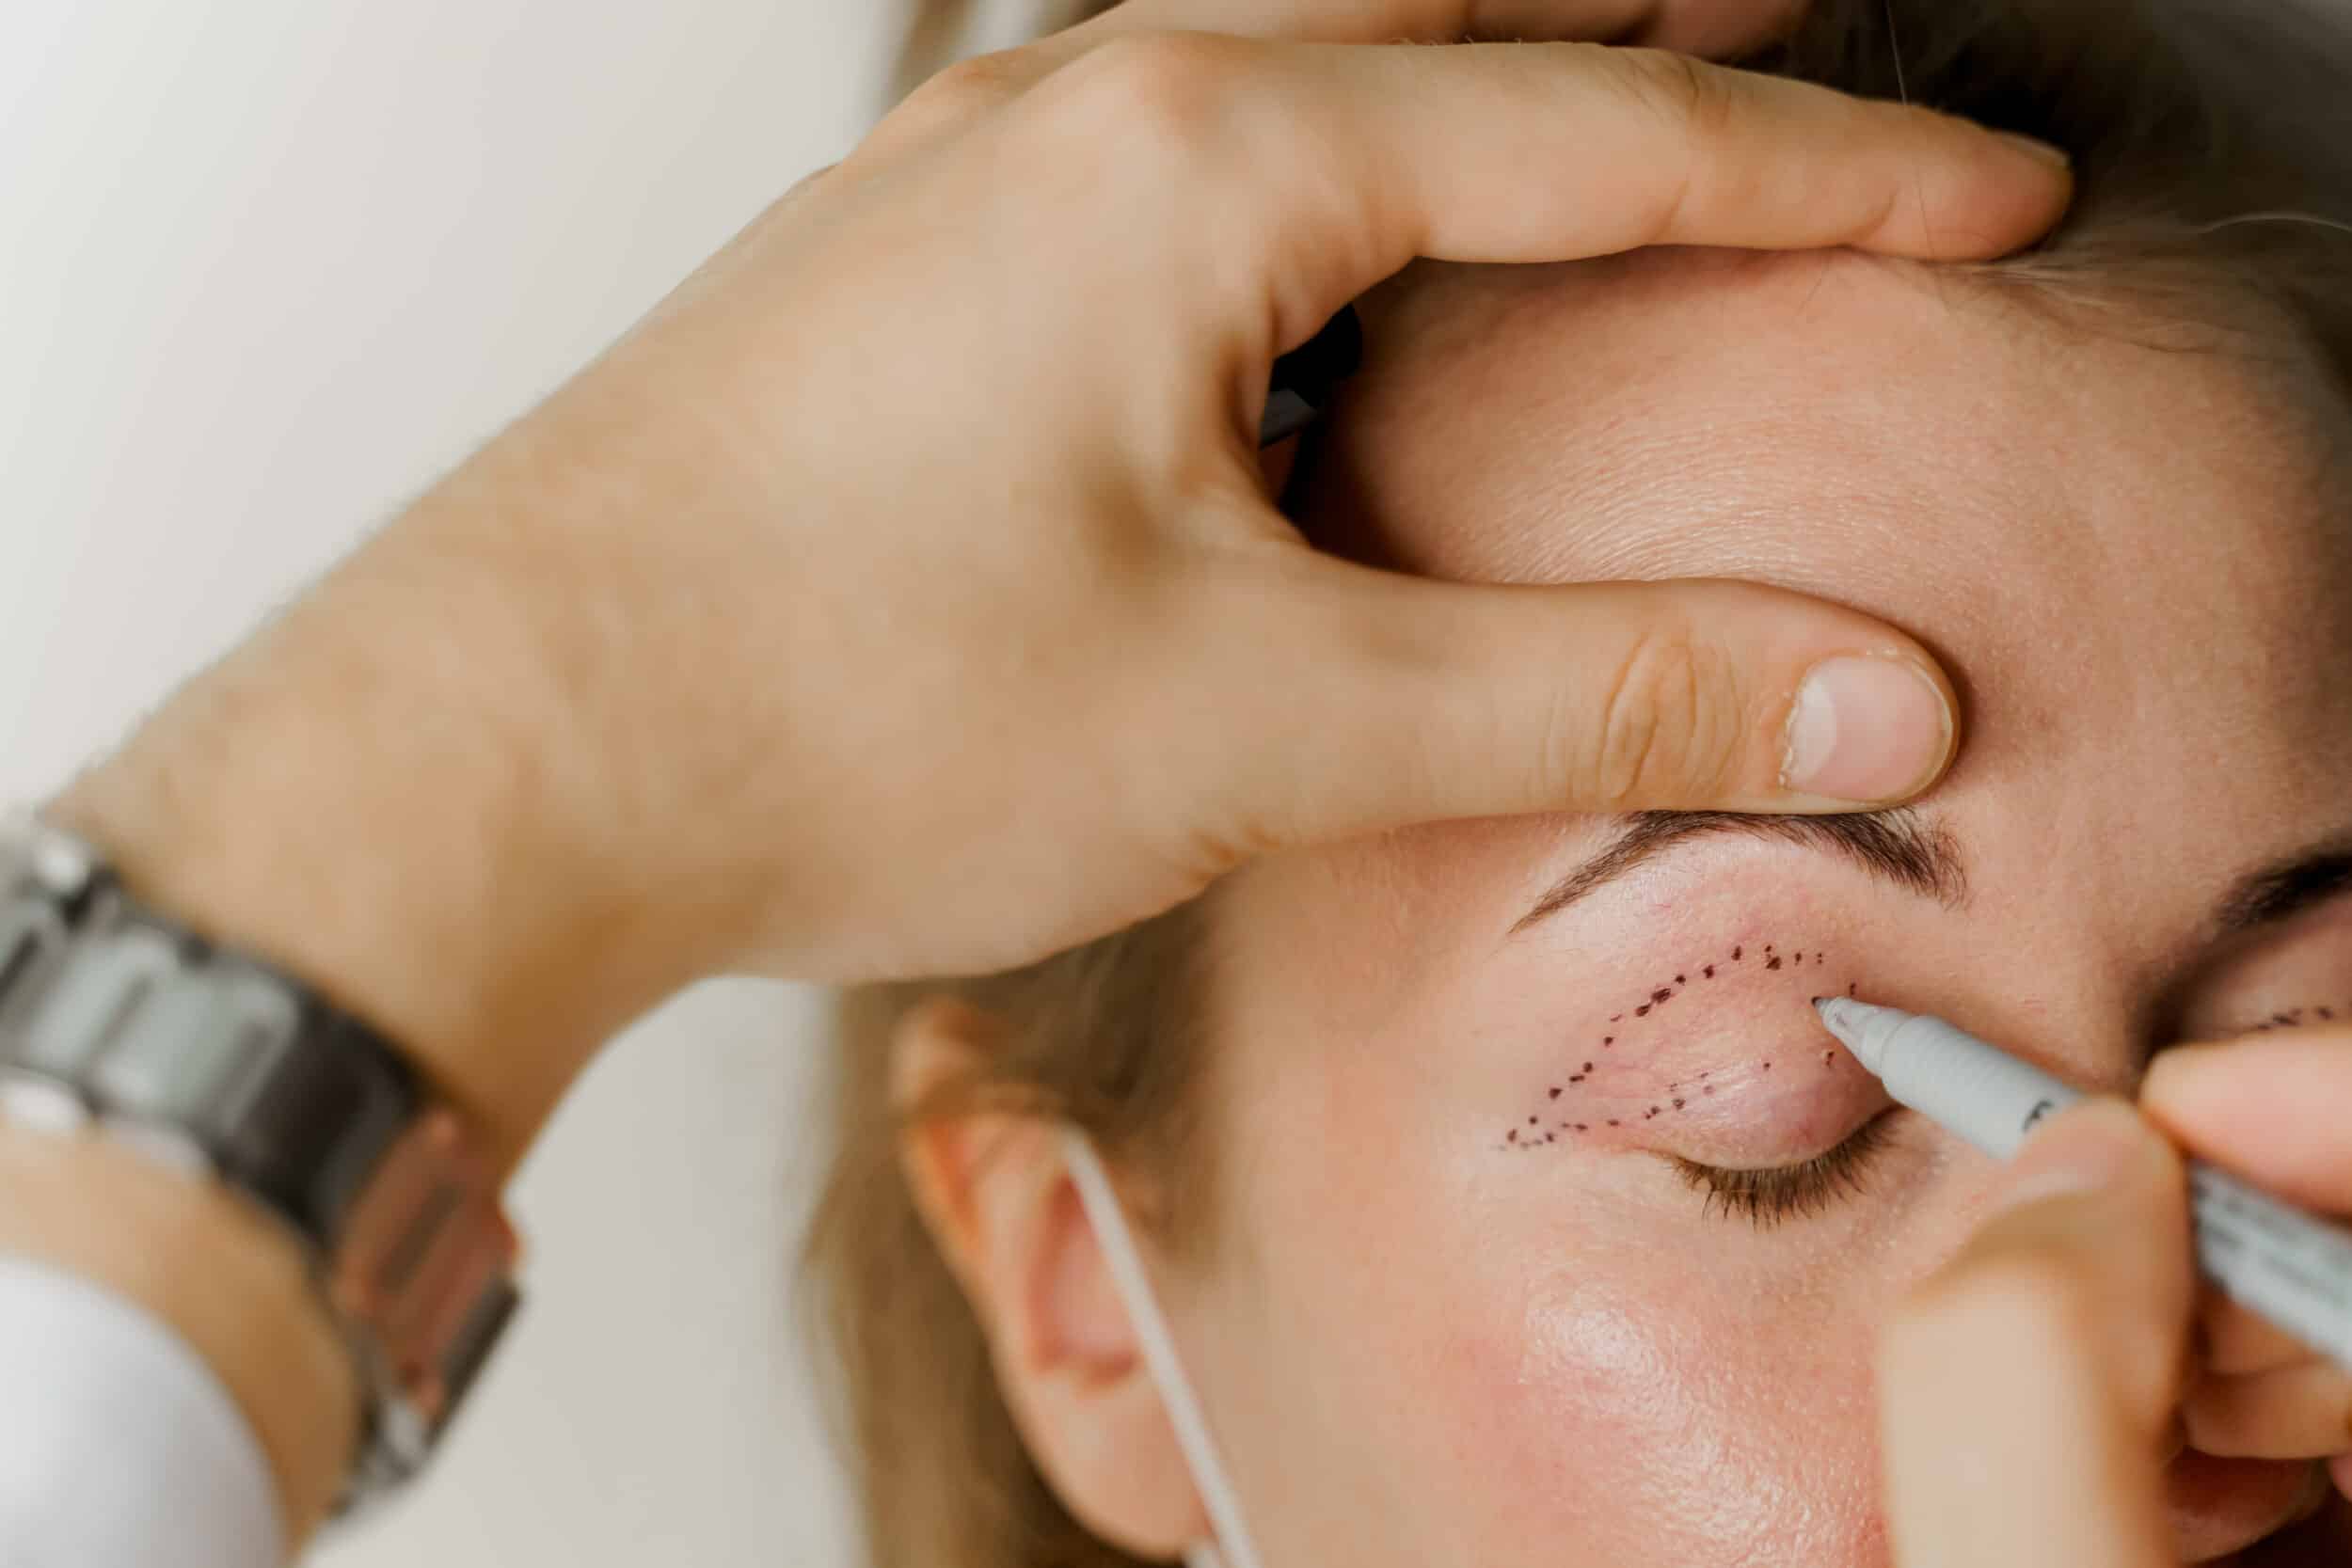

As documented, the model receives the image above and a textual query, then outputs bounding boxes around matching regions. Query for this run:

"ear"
[891,998,1207,1559]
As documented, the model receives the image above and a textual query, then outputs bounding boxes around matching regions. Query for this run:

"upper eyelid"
[1670,1109,1902,1228]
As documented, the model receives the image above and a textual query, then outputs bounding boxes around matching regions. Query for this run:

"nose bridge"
[1891,859,2169,1109]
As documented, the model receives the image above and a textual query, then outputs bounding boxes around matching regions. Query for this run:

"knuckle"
[1612,46,1728,135]
[1584,625,1742,807]
[1039,33,1248,160]
[899,48,1029,122]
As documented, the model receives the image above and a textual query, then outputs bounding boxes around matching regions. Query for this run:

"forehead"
[1309,247,2338,624]
[1297,246,2352,777]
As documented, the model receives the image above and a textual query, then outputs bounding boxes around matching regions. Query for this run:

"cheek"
[1197,1156,1894,1568]
[1418,1258,1889,1568]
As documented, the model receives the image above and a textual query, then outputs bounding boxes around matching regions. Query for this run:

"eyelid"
[1670,1109,1901,1228]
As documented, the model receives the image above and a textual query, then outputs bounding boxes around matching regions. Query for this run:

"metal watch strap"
[0,813,521,1516]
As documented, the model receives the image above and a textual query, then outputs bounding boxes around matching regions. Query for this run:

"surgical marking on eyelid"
[2240,998,2352,1033]
[1498,942,1865,1151]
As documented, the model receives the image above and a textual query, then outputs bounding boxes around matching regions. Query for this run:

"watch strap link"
[0,814,520,1513]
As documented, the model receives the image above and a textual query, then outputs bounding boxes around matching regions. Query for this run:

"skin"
[908,246,2352,1567]
[13,2,2066,1547]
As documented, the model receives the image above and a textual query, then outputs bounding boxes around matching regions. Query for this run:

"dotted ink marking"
[1504,943,1868,1149]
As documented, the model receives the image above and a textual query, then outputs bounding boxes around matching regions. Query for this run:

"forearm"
[45,481,695,1175]
[24,465,709,1549]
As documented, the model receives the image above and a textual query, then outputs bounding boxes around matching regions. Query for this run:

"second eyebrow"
[1510,809,1969,937]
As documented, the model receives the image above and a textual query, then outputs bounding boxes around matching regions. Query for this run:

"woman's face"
[1174,250,2352,1566]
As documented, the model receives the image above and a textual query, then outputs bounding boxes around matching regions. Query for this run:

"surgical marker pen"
[1814,996,2352,1373]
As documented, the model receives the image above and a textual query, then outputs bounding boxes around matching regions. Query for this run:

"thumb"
[1201,560,1960,848]
[1878,1100,2194,1568]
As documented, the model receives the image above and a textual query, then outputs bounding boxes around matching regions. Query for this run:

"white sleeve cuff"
[0,1255,285,1568]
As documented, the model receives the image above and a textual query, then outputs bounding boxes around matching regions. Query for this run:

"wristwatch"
[0,810,521,1518]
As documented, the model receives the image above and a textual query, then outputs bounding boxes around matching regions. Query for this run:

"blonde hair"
[809,6,2352,1568]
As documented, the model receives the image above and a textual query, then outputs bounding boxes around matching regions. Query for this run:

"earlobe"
[889,998,1208,1558]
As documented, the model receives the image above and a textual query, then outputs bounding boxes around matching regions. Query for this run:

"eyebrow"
[1509,809,1969,936]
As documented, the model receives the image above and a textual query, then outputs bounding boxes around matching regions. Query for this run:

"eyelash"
[1670,1111,1899,1229]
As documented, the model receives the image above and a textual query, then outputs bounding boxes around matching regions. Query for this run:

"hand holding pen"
[1856,1010,2352,1565]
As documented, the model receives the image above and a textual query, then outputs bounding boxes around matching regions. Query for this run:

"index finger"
[1017,38,2069,347]
[2142,1035,2352,1212]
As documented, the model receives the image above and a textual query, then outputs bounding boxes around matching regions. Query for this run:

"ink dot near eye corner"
[1732,946,1743,960]
[1762,1061,1772,1070]
[1675,974,1686,985]
[1582,1061,1594,1072]
[1603,1036,1614,1046]
[1549,1087,1562,1100]
[1703,966,1715,978]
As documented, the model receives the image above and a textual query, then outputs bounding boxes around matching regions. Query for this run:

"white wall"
[0,1,950,1561]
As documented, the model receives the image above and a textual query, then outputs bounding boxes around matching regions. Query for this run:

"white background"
[0,0,1006,1561]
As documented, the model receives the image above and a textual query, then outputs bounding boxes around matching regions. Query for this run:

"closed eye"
[1669,1110,1900,1229]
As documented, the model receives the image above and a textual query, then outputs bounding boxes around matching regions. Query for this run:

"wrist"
[45,507,706,1173]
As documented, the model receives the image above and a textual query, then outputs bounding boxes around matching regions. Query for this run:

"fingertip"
[1775,652,1958,807]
